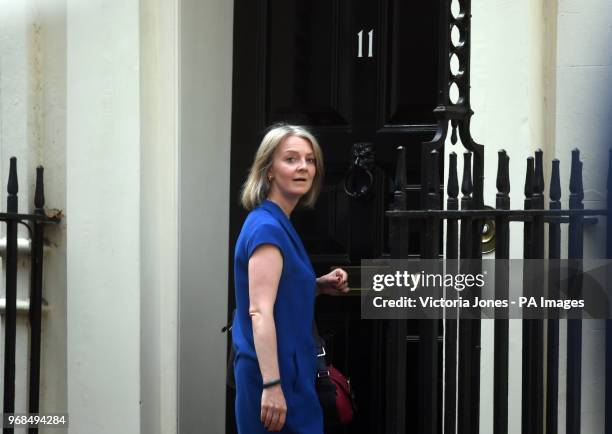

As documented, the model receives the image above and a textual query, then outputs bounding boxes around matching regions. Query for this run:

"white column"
[178,0,233,432]
[66,1,141,433]
[140,0,179,433]
[555,1,612,432]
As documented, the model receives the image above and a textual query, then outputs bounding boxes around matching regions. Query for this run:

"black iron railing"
[386,146,610,434]
[382,0,611,432]
[1,157,60,434]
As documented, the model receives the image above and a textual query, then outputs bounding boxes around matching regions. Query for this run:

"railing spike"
[569,149,584,206]
[577,161,584,202]
[524,156,534,199]
[569,148,580,195]
[7,157,18,194]
[496,150,510,195]
[7,157,18,213]
[461,152,473,197]
[550,159,561,202]
[534,149,544,196]
[34,166,45,212]
[448,152,459,199]
[496,150,510,210]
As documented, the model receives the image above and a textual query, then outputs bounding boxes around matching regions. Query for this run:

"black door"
[228,1,441,433]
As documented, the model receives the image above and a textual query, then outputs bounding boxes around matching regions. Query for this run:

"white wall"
[555,0,612,432]
[66,1,141,433]
[178,0,233,433]
[3,0,231,432]
[35,1,69,428]
[455,0,610,433]
[0,2,38,419]
[555,0,610,256]
[0,1,68,431]
[140,0,179,433]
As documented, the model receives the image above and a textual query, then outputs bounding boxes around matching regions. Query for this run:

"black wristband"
[262,379,281,389]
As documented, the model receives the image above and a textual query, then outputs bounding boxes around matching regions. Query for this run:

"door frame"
[177,0,234,433]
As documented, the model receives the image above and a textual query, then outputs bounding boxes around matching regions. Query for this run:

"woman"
[232,124,349,433]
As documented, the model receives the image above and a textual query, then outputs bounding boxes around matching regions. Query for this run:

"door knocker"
[343,143,375,199]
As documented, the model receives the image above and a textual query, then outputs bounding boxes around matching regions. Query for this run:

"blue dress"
[232,200,323,434]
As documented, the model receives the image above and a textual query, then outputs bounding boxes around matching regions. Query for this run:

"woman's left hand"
[316,268,349,295]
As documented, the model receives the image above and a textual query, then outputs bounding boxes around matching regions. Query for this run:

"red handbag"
[314,329,357,427]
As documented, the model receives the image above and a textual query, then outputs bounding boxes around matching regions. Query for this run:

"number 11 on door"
[357,29,374,58]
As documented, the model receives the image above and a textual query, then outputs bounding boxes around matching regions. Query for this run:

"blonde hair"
[241,124,324,210]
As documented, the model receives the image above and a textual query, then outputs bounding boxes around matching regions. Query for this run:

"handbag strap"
[312,320,331,376]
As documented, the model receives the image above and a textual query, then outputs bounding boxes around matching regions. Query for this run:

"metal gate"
[384,1,611,433]
[0,158,60,433]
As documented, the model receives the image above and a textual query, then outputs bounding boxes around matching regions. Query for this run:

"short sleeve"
[246,222,286,259]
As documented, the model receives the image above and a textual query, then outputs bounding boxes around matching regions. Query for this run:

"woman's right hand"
[260,384,287,431]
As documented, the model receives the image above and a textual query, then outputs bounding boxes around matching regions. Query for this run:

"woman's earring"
[268,175,273,182]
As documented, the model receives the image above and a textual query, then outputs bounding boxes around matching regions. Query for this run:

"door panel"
[268,0,353,127]
[293,177,351,259]
[379,0,439,127]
